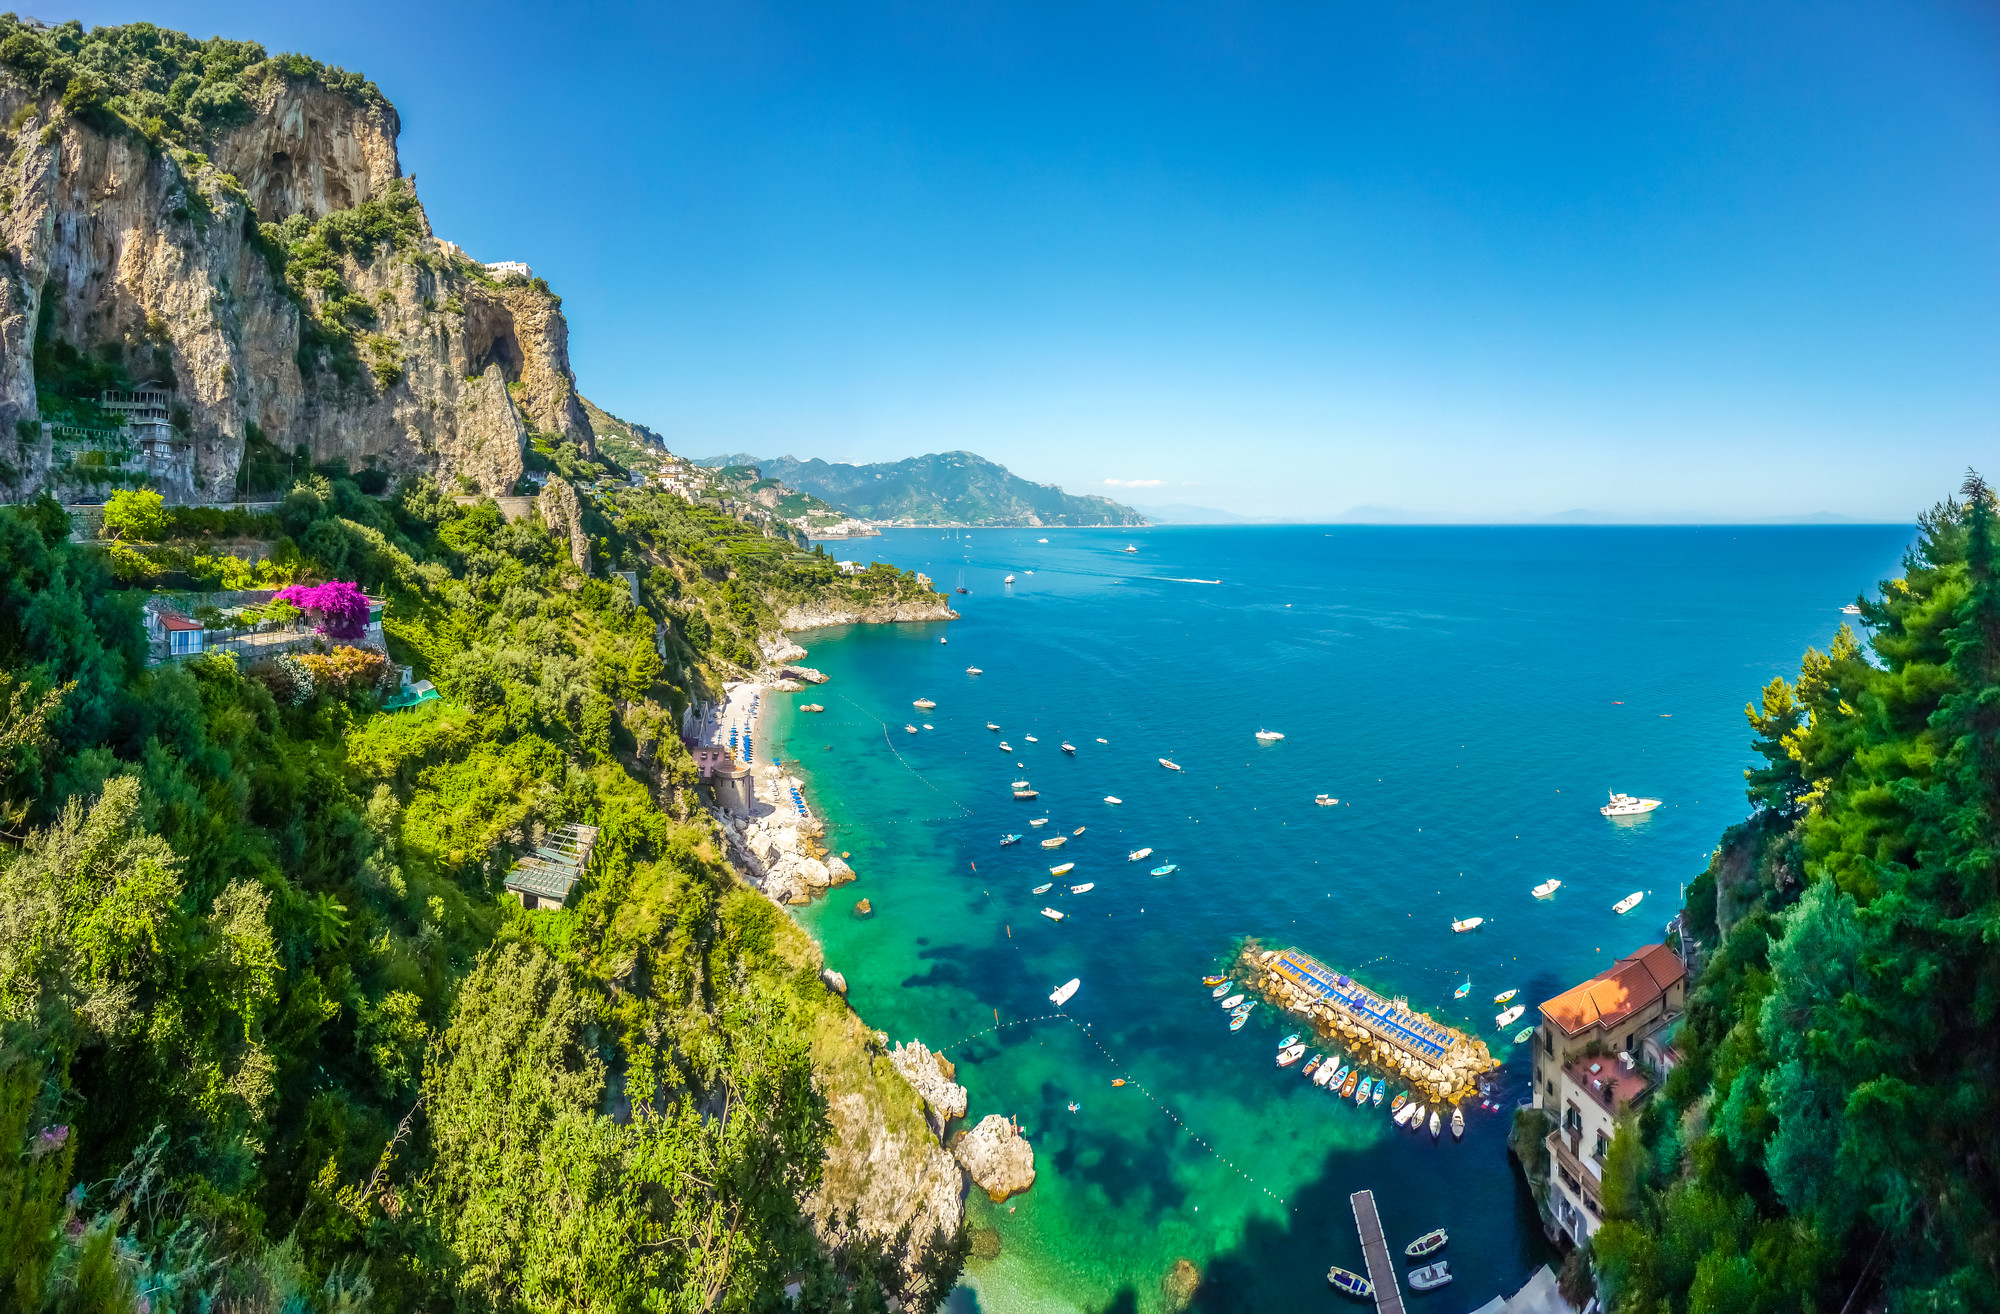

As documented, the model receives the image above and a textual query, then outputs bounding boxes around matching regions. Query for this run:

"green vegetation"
[0,470,960,1312]
[257,179,426,384]
[1588,474,2000,1313]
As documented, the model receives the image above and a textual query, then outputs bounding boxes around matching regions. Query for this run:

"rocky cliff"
[0,24,593,503]
[780,596,961,629]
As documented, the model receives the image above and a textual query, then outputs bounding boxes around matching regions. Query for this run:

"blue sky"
[60,1,2000,520]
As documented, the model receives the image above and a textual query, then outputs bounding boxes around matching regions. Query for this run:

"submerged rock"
[854,898,873,917]
[954,1114,1035,1202]
[1162,1258,1202,1311]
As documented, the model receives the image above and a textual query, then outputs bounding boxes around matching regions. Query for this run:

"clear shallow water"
[773,525,1913,1314]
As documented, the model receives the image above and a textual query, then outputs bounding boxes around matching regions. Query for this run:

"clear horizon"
[60,0,2000,522]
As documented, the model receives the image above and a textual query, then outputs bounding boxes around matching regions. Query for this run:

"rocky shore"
[780,596,960,629]
[954,1115,1037,1202]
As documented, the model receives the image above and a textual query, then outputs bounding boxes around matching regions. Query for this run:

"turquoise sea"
[769,525,1913,1313]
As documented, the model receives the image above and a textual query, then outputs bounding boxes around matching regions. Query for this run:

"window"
[171,629,197,654]
[1594,1130,1610,1161]
[1564,1106,1582,1135]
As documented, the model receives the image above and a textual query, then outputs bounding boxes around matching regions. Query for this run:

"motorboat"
[1049,863,1074,876]
[905,724,919,734]
[1070,882,1094,893]
[1158,758,1182,771]
[1614,891,1645,914]
[1532,879,1562,899]
[1122,545,1139,554]
[1211,981,1234,998]
[913,699,936,710]
[1408,1262,1452,1292]
[1453,980,1471,999]
[1041,908,1065,921]
[1129,848,1154,861]
[998,742,1013,752]
[1277,1044,1307,1067]
[1000,834,1022,846]
[1451,1106,1465,1139]
[1404,1228,1447,1259]
[1254,729,1284,741]
[1005,575,1015,583]
[1428,1110,1441,1138]
[1150,863,1178,876]
[1029,817,1049,827]
[922,723,933,730]
[966,666,982,674]
[987,723,1000,730]
[1025,735,1039,743]
[1326,1267,1373,1299]
[1315,1061,1338,1087]
[1452,917,1484,933]
[1393,1103,1415,1127]
[1061,741,1077,754]
[1601,791,1663,817]
[801,703,824,712]
[1012,780,1032,789]
[1041,836,1067,849]
[1032,883,1053,894]
[1096,737,1108,743]
[1104,795,1122,804]
[1221,994,1246,1010]
[1315,794,1338,805]
[1050,978,1080,1006]
[1014,789,1039,800]
[1494,989,1518,1004]
[1496,1005,1525,1029]
[1513,1026,1535,1044]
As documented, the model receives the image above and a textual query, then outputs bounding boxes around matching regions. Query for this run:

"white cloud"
[1103,478,1167,488]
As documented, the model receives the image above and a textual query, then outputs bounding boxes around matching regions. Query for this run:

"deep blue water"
[770,525,1912,1314]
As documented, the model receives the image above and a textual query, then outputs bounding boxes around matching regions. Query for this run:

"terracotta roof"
[1538,943,1685,1037]
[156,610,202,632]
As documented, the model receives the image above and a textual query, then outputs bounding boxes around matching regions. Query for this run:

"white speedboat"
[1041,908,1064,921]
[1122,545,1138,553]
[904,724,919,734]
[1050,978,1080,1006]
[1451,1107,1465,1139]
[987,723,1000,730]
[1025,735,1039,743]
[1255,729,1285,741]
[1029,817,1049,827]
[1532,879,1562,899]
[1220,994,1245,1010]
[1005,575,1016,584]
[1128,847,1154,862]
[966,666,983,675]
[1070,882,1094,893]
[1038,538,1048,543]
[1614,891,1645,914]
[1159,758,1182,771]
[998,742,1013,752]
[1601,791,1663,817]
[1496,1005,1525,1029]
[1096,737,1108,743]
[1049,862,1074,876]
[1315,794,1338,805]
[1061,742,1076,754]
[913,698,936,710]
[1452,917,1484,933]
[1012,780,1032,789]
[1103,795,1122,805]
[1409,1262,1452,1292]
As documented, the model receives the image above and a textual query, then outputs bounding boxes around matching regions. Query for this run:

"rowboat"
[1614,891,1645,914]
[1354,1076,1373,1105]
[1532,878,1562,898]
[1061,743,1076,754]
[1014,789,1039,800]
[1129,848,1154,861]
[1072,825,1086,835]
[1302,1055,1323,1078]
[1514,1027,1535,1044]
[1277,1045,1307,1067]
[1041,836,1067,849]
[1452,917,1484,933]
[1340,1069,1359,1098]
[1220,994,1245,1010]
[1326,1267,1373,1298]
[1158,758,1181,771]
[1103,795,1122,804]
[1029,818,1048,827]
[1278,1033,1300,1048]
[1404,1228,1447,1258]
[1454,980,1471,999]
[1390,1091,1408,1114]
[1494,989,1518,1004]
[1202,975,1227,986]
[1069,883,1094,893]
[1210,981,1233,998]
[1049,863,1074,876]
[1150,863,1178,876]
[1000,834,1022,846]
[1032,884,1053,894]
[1040,908,1064,921]
[1372,1082,1385,1107]
[1451,1106,1465,1139]
[1228,1011,1251,1031]
[913,699,935,709]
[1408,1262,1452,1292]
[1428,1110,1441,1138]
[1050,978,1080,1006]
[1496,1005,1525,1029]
[1601,791,1662,817]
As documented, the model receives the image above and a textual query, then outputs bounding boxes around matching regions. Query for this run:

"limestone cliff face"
[0,70,593,502]
[779,597,960,630]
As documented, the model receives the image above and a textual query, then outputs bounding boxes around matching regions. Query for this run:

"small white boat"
[1073,825,1086,835]
[1096,737,1108,743]
[1315,794,1338,805]
[1129,848,1154,862]
[1428,1110,1441,1138]
[913,699,936,709]
[904,724,919,733]
[1103,795,1122,805]
[1496,1005,1526,1029]
[966,667,983,674]
[1005,575,1015,583]
[998,742,1013,752]
[1038,538,1048,543]
[1012,780,1032,789]
[1393,1102,1415,1126]
[987,723,1000,730]
[1315,1061,1338,1087]
[1013,789,1038,800]
[1040,907,1064,921]
[1494,989,1518,1004]
[1451,1106,1465,1139]
[1840,603,1861,615]
[1061,742,1076,754]
[922,723,933,729]
[1025,735,1039,743]
[1601,791,1663,817]
[1122,545,1139,554]
[1050,978,1080,1006]
[1613,891,1645,915]
[1041,836,1067,849]
[1069,882,1094,893]
[1032,883,1053,894]
[1277,1044,1307,1067]
[1532,879,1562,899]
[1029,818,1049,827]
[1408,1262,1452,1292]
[1049,862,1074,876]
[1452,917,1484,933]
[939,638,947,644]
[1220,994,1245,1010]
[1158,758,1181,771]
[1254,729,1285,741]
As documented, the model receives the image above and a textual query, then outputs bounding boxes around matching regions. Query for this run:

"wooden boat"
[1202,975,1227,987]
[1513,1026,1535,1044]
[1301,1054,1324,1077]
[1428,1110,1441,1138]
[1069,882,1094,893]
[1373,1082,1385,1107]
[1408,1262,1452,1292]
[1032,883,1053,894]
[1158,758,1182,771]
[1326,1267,1373,1299]
[1029,817,1049,827]
[1040,908,1064,921]
[1496,1005,1525,1029]
[1494,989,1518,1004]
[1210,981,1234,998]
[1278,1033,1301,1048]
[1049,863,1074,876]
[1404,1228,1447,1259]
[1220,994,1245,1010]
[1390,1091,1408,1114]
[913,699,936,709]
[1354,1076,1373,1105]
[1277,1044,1307,1067]
[1340,1069,1360,1099]
[1451,1106,1465,1139]
[1000,834,1022,846]
[1255,729,1285,741]
[1150,863,1179,876]
[1050,978,1080,1006]
[1532,878,1562,898]
[1103,795,1123,804]
[1061,742,1076,754]
[1452,916,1484,932]
[1073,825,1086,835]
[1229,1011,1250,1032]
[1014,789,1039,800]
[1041,835,1066,849]
[1129,848,1154,862]
[1454,980,1471,999]
[1614,891,1645,914]
[1024,736,1038,743]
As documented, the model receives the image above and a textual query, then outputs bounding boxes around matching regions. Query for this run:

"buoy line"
[829,692,976,817]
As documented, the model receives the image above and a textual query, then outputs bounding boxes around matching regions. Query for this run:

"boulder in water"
[954,1114,1035,1201]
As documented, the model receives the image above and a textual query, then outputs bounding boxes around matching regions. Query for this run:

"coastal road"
[1349,1190,1407,1314]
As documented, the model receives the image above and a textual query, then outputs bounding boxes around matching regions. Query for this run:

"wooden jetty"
[1349,1189,1407,1314]
[1239,945,1498,1106]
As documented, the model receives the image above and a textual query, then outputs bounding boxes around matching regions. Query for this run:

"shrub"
[273,579,369,639]
[101,489,171,541]
[297,645,391,698]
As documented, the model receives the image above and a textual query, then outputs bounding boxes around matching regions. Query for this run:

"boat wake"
[1160,578,1223,584]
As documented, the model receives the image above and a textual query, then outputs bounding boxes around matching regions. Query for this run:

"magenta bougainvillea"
[274,580,370,640]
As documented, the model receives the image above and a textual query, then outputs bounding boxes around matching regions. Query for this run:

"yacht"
[1254,729,1285,742]
[1038,538,1048,543]
[1840,603,1861,615]
[904,724,919,734]
[1061,742,1076,754]
[1613,891,1645,915]
[1601,791,1663,817]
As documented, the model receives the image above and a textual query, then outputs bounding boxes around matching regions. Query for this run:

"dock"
[1349,1190,1407,1314]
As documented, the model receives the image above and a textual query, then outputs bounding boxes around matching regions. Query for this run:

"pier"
[1242,946,1499,1105]
[1349,1190,1407,1314]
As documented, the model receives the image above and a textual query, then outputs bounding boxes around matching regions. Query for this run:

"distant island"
[694,451,1147,529]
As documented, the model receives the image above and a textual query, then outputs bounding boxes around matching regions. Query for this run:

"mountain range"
[692,451,1146,527]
